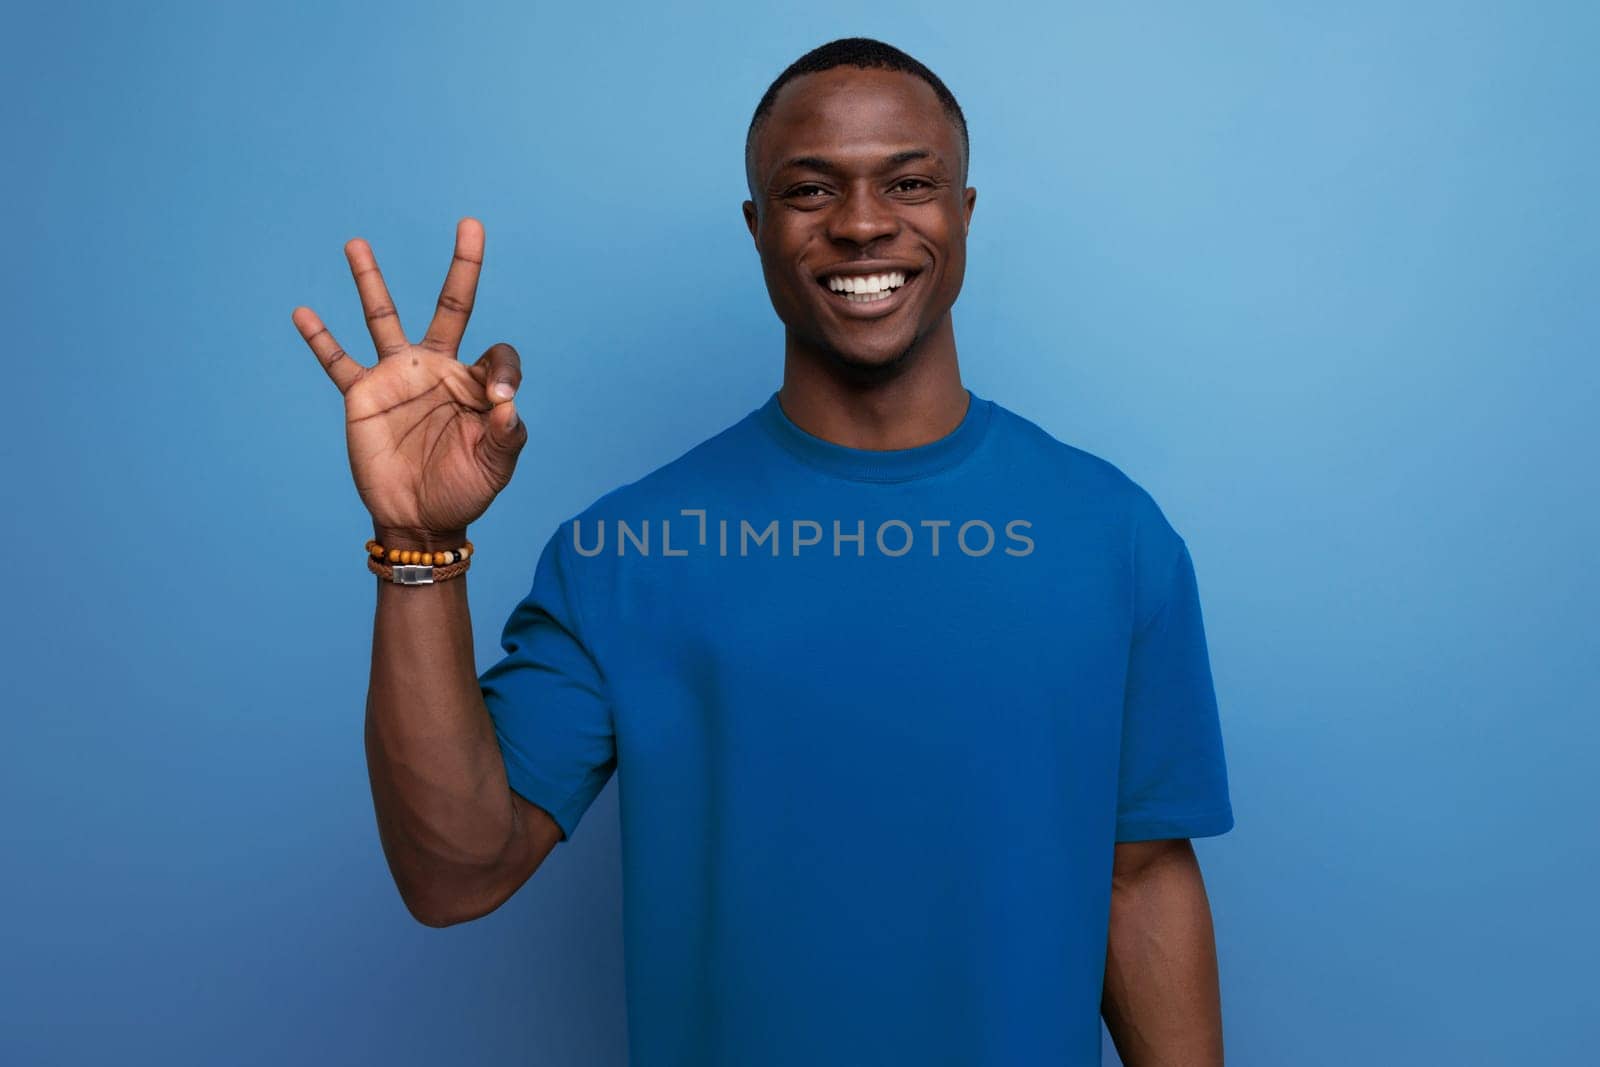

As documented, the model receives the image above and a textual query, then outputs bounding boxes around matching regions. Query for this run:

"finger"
[419,218,485,355]
[475,394,526,485]
[344,237,409,359]
[473,342,522,403]
[292,306,365,394]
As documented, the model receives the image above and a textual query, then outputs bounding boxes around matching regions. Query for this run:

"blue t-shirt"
[479,387,1234,1066]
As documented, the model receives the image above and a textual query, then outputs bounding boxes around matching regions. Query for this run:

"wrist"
[371,524,470,552]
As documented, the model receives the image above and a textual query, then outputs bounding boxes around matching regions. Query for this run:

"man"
[293,36,1234,1067]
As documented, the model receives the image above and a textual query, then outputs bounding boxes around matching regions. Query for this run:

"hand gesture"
[292,218,526,545]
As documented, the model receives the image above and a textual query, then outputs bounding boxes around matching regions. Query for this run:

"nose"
[826,182,899,247]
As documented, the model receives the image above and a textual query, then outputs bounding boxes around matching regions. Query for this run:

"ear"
[742,200,758,242]
[962,187,977,234]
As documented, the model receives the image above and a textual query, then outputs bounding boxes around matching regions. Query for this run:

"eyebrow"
[775,148,941,175]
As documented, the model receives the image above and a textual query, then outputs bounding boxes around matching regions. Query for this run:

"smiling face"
[743,67,976,375]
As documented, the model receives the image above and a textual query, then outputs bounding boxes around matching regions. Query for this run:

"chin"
[822,334,919,376]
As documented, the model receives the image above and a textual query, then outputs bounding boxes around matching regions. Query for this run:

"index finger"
[419,218,485,355]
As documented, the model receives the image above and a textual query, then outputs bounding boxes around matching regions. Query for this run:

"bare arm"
[1102,838,1225,1066]
[363,554,563,927]
[294,218,563,927]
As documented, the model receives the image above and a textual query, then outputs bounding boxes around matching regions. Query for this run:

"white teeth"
[824,270,907,295]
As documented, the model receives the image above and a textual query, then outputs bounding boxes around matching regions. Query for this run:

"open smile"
[814,268,923,319]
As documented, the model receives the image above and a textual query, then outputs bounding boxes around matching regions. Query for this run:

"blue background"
[4,2,1595,1064]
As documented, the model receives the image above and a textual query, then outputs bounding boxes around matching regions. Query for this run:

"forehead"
[754,67,960,177]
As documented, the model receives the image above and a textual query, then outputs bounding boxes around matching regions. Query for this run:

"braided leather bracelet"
[366,537,473,585]
[367,554,471,585]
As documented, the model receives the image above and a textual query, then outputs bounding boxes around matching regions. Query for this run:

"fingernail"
[492,382,514,401]
[508,406,519,429]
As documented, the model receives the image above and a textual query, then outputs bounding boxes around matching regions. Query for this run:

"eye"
[788,184,829,198]
[893,178,932,193]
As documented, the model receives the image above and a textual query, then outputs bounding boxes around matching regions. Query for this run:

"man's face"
[743,67,976,372]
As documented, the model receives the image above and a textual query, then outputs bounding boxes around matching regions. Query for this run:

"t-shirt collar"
[755,387,992,483]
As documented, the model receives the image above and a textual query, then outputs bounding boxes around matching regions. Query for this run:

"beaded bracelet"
[365,538,473,566]
[365,537,474,585]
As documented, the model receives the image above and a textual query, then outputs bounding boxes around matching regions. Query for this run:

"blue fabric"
[479,388,1234,1066]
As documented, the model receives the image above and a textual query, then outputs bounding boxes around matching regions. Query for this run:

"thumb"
[476,398,526,483]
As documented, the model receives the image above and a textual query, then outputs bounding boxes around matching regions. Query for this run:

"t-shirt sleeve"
[1115,500,1235,843]
[478,524,616,843]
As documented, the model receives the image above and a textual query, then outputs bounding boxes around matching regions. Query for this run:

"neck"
[777,314,968,450]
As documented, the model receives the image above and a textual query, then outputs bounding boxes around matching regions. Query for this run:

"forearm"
[364,529,518,924]
[1101,840,1225,1066]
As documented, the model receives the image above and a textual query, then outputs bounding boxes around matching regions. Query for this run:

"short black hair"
[745,37,969,195]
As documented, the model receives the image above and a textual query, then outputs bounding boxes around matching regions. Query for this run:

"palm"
[293,218,526,538]
[344,349,502,533]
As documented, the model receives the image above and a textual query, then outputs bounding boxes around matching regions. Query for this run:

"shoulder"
[531,402,768,588]
[986,398,1188,622]
[986,398,1175,532]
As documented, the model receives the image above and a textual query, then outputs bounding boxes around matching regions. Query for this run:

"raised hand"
[292,218,527,546]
